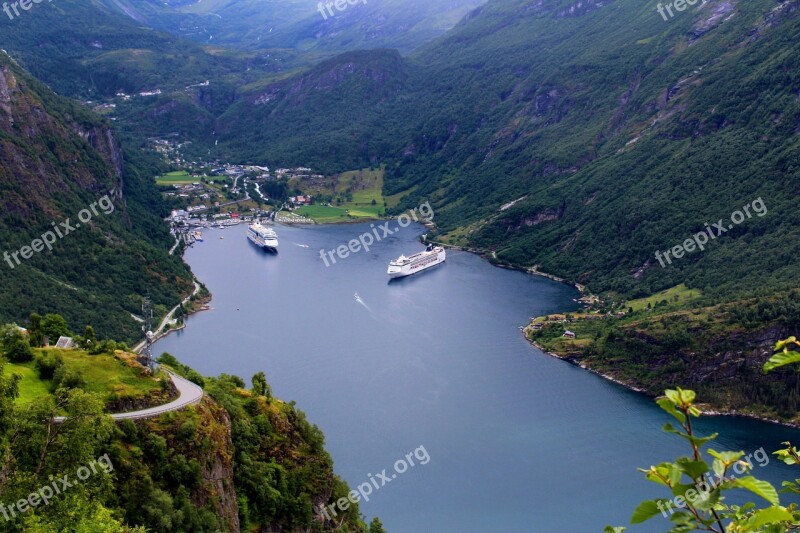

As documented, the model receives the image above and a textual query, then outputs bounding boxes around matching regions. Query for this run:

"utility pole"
[142,296,154,368]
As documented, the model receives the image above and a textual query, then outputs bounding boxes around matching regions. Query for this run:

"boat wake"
[354,292,371,311]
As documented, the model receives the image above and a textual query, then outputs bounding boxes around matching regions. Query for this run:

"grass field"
[6,349,166,406]
[626,284,702,312]
[155,170,196,185]
[294,205,351,223]
[5,361,50,405]
[290,167,387,222]
[337,168,384,216]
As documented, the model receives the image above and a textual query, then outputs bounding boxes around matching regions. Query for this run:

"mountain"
[205,0,800,305]
[0,52,193,341]
[0,0,299,99]
[100,0,487,53]
[215,48,409,171]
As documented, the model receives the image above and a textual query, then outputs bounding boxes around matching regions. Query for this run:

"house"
[55,336,77,349]
[563,331,576,339]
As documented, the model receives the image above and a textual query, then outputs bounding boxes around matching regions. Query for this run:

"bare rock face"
[191,398,241,533]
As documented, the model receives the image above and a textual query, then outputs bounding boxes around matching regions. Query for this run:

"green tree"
[4,331,34,362]
[369,517,387,533]
[41,314,70,343]
[82,325,96,350]
[251,371,271,399]
[28,313,44,347]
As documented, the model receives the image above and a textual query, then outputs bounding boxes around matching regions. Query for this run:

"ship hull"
[387,250,446,278]
[247,231,278,252]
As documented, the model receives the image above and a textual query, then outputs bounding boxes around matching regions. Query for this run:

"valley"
[1,0,800,531]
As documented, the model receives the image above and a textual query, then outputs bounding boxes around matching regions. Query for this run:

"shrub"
[52,366,86,392]
[35,352,64,379]
[4,335,33,363]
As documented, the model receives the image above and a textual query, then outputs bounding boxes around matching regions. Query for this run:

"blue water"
[155,222,800,532]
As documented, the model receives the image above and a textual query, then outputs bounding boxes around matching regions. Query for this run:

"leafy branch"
[606,338,800,532]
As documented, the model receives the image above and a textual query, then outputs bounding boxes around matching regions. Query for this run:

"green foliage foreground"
[609,338,800,532]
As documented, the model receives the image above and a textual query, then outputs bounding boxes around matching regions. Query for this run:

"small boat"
[354,292,361,301]
[194,231,204,242]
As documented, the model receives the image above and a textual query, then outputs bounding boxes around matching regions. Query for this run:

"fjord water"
[156,222,800,532]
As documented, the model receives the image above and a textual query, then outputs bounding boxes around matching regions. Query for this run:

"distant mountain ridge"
[99,0,487,53]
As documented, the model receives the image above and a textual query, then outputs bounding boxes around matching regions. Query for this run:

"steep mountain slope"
[0,353,370,532]
[0,52,193,341]
[215,49,410,172]
[208,0,800,305]
[392,0,800,301]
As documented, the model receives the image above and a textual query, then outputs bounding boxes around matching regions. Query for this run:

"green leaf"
[779,480,800,495]
[680,432,718,449]
[708,449,744,465]
[664,388,696,407]
[691,486,721,512]
[603,527,625,533]
[729,476,780,506]
[641,463,681,487]
[657,397,686,424]
[676,458,709,481]
[764,348,800,372]
[631,500,668,524]
[740,506,795,531]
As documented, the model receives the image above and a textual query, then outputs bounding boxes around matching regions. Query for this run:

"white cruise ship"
[247,222,279,251]
[387,245,446,278]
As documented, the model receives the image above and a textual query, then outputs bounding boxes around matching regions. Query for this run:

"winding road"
[54,371,204,422]
[132,281,201,354]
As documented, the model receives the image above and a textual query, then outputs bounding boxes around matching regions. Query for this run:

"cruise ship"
[247,222,279,251]
[387,245,446,278]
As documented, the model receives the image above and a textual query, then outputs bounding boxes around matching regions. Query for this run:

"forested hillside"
[8,0,799,305]
[0,53,192,341]
[0,345,372,532]
[202,0,800,305]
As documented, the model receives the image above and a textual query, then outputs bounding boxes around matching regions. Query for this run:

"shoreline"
[521,324,800,430]
[172,223,800,430]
